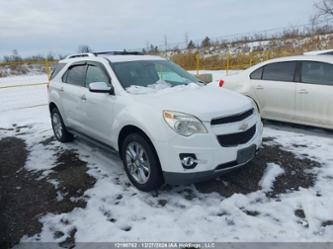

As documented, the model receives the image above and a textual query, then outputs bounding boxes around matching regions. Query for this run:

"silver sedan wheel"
[52,112,63,139]
[125,142,151,184]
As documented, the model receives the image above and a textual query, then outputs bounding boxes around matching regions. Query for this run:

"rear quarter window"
[250,67,263,80]
[301,61,333,86]
[50,63,66,80]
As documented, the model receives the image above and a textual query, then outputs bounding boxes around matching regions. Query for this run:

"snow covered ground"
[0,74,48,87]
[1,73,333,243]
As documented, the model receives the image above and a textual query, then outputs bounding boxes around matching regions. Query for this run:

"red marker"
[218,79,224,87]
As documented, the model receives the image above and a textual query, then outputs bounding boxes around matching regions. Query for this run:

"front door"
[82,62,115,144]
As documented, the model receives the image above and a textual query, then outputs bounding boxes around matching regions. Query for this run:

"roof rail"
[94,51,144,56]
[66,53,96,59]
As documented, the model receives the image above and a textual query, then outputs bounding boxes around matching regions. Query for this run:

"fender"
[110,103,176,151]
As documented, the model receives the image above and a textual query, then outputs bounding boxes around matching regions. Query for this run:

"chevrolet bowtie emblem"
[239,123,249,131]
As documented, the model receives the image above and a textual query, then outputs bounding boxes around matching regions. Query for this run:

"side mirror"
[88,82,113,94]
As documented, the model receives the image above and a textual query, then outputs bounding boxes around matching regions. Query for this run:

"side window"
[250,67,263,80]
[301,61,333,86]
[50,63,66,80]
[262,62,296,82]
[63,65,87,86]
[86,65,110,86]
[63,65,87,87]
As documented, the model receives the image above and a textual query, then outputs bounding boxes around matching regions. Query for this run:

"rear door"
[61,62,88,132]
[253,61,297,121]
[82,61,115,144]
[295,61,333,128]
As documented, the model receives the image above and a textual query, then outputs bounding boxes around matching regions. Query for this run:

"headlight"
[163,111,208,136]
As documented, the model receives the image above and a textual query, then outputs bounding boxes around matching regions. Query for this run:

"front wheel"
[121,133,163,191]
[51,108,73,143]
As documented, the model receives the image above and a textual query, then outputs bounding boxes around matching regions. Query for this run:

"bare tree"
[9,49,22,62]
[313,0,333,22]
[77,45,92,53]
[187,40,196,49]
[201,36,211,48]
[46,52,54,61]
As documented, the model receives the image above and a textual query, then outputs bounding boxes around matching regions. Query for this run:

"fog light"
[179,153,198,169]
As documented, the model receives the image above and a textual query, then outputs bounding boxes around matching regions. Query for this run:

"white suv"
[48,51,263,191]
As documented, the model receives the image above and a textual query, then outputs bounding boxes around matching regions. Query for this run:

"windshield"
[112,60,200,89]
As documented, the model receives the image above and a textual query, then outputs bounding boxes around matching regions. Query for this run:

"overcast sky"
[0,0,316,57]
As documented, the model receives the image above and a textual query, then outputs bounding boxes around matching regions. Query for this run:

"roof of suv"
[59,52,165,64]
[102,55,165,63]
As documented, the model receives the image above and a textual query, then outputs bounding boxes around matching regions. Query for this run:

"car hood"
[131,85,252,121]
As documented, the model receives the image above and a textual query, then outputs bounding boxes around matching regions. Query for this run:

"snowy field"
[1,73,333,244]
[0,74,48,88]
[189,69,242,81]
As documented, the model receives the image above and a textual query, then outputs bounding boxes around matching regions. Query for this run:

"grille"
[217,125,256,147]
[211,108,254,125]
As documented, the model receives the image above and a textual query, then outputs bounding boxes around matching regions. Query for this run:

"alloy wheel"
[125,142,151,184]
[52,112,63,139]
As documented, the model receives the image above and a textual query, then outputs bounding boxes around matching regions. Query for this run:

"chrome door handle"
[256,85,264,90]
[297,89,308,94]
[59,86,64,92]
[81,95,87,101]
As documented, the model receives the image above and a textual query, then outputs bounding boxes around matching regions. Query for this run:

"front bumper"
[163,150,257,185]
[155,117,263,185]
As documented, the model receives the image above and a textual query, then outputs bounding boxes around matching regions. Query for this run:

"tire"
[51,107,74,143]
[121,133,163,191]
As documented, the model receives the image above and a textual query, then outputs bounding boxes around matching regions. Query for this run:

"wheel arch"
[118,124,165,190]
[117,125,159,161]
[49,102,69,127]
[49,102,58,112]
[246,95,261,113]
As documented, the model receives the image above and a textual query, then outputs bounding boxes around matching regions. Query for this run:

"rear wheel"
[51,108,73,143]
[121,133,163,191]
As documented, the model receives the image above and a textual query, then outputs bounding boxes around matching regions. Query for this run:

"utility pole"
[164,35,168,52]
[185,32,189,49]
